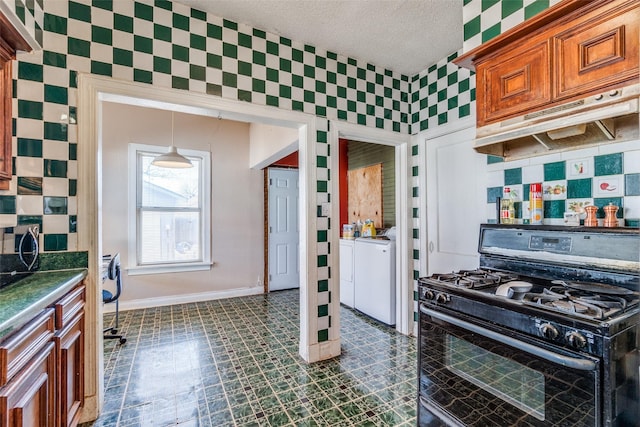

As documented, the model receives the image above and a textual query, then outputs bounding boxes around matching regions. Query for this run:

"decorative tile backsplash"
[486,150,640,226]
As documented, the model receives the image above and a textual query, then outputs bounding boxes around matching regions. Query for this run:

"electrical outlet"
[321,203,330,216]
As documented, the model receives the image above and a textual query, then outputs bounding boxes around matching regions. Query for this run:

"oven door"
[419,303,601,427]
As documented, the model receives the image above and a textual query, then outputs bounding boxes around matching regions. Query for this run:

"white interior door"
[425,126,487,275]
[268,168,299,291]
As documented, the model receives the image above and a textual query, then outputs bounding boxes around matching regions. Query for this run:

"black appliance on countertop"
[418,224,639,427]
[0,225,40,289]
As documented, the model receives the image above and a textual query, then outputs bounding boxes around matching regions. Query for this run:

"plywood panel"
[347,163,383,228]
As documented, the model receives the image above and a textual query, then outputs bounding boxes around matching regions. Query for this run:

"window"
[128,143,211,274]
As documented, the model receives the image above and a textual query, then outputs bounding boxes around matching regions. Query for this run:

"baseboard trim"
[103,286,265,313]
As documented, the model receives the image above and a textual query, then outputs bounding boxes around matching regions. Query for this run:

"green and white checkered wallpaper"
[3,0,412,345]
[1,0,44,47]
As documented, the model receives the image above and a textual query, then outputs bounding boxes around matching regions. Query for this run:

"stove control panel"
[534,319,598,354]
[529,235,572,253]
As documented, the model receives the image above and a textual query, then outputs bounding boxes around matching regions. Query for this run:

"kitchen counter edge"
[0,269,88,339]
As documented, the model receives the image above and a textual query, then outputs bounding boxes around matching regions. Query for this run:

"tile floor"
[84,290,417,426]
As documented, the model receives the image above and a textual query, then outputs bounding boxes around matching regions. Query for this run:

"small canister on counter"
[530,183,543,225]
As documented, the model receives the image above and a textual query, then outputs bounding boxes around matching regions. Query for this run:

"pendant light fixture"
[151,112,193,168]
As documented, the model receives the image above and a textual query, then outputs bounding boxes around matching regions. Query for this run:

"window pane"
[139,211,201,263]
[140,153,200,208]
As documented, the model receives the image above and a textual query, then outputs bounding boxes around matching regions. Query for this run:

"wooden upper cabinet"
[478,41,552,124]
[555,1,639,99]
[455,0,640,128]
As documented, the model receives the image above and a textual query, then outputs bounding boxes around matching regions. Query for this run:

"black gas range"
[417,224,639,427]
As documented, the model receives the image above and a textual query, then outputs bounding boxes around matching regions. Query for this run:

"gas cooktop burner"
[428,269,519,290]
[523,287,638,321]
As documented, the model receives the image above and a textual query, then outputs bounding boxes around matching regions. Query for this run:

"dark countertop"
[0,269,87,340]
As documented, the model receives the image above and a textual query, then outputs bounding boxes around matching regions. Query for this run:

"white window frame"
[127,143,211,275]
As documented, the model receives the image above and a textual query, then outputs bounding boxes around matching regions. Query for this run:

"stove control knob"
[539,323,559,340]
[566,331,587,349]
[435,293,449,304]
[424,290,435,300]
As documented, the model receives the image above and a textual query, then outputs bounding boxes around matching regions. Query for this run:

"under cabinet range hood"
[475,84,640,160]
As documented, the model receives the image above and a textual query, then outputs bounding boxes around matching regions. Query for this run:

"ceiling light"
[151,112,193,168]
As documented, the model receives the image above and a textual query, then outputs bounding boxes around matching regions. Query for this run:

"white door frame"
[77,74,320,421]
[328,120,412,336]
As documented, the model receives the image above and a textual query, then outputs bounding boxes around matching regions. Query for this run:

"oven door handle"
[421,305,598,371]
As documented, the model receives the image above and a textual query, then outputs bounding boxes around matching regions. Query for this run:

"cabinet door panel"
[55,312,84,427]
[555,1,639,99]
[0,342,56,427]
[478,41,551,126]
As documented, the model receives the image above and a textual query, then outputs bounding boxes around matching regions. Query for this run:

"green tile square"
[154,23,172,42]
[133,68,153,84]
[464,16,480,41]
[44,234,68,251]
[318,304,328,317]
[69,216,77,233]
[154,56,171,74]
[502,0,523,18]
[525,0,552,19]
[18,100,43,120]
[523,183,530,201]
[317,181,327,193]
[222,19,237,30]
[482,0,500,11]
[44,160,67,178]
[113,13,133,33]
[113,48,133,67]
[544,200,565,219]
[172,44,189,62]
[222,72,236,88]
[279,84,291,99]
[544,161,566,181]
[625,173,640,196]
[594,198,623,218]
[207,23,222,39]
[438,112,448,125]
[43,51,67,68]
[266,95,278,107]
[487,155,503,164]
[317,329,328,342]
[133,35,153,54]
[44,84,68,105]
[482,23,502,43]
[172,76,189,90]
[567,178,592,199]
[17,215,42,230]
[238,61,251,76]
[17,138,42,157]
[69,0,91,22]
[190,34,206,51]
[412,145,419,156]
[252,50,265,66]
[237,32,251,49]
[0,196,17,214]
[459,104,471,117]
[504,168,522,186]
[134,1,153,21]
[43,196,68,214]
[44,122,67,141]
[437,66,446,79]
[237,89,251,102]
[317,229,327,242]
[205,83,221,96]
[69,179,77,196]
[91,25,112,45]
[68,37,91,57]
[133,69,152,84]
[172,12,189,31]
[18,177,42,195]
[91,61,112,76]
[190,64,205,81]
[317,254,327,267]
[44,13,67,35]
[223,42,237,59]
[594,153,623,176]
[207,53,222,69]
[69,143,77,161]
[69,71,78,88]
[487,186,502,203]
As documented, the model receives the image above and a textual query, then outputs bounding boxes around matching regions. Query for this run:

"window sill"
[126,262,212,276]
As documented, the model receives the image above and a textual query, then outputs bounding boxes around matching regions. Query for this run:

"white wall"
[101,102,264,305]
[249,123,298,168]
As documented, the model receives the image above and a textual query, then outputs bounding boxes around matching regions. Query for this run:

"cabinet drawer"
[555,0,639,99]
[478,41,552,126]
[54,285,85,330]
[0,309,54,387]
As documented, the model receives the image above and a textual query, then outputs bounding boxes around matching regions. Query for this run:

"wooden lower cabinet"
[0,342,56,426]
[54,312,84,427]
[0,283,86,427]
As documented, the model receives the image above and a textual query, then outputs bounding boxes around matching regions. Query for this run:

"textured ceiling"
[176,0,463,76]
